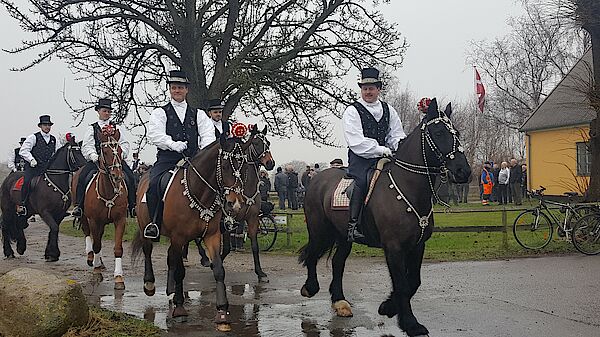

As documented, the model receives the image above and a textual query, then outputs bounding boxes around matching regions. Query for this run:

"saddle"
[330,158,391,210]
[142,168,179,204]
[12,176,41,192]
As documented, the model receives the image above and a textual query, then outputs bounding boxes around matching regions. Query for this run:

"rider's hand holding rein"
[90,153,99,163]
[382,147,392,157]
[29,158,37,167]
[170,141,188,153]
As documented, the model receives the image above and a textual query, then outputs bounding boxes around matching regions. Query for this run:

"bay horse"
[0,137,86,261]
[131,134,259,332]
[71,125,128,289]
[299,98,471,337]
[188,125,276,282]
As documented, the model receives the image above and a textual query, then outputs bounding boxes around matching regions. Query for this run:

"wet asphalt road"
[1,220,599,337]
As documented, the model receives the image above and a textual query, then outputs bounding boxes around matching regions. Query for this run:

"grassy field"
[59,198,579,262]
[64,307,160,337]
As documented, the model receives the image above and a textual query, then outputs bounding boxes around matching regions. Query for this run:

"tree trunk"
[585,29,600,201]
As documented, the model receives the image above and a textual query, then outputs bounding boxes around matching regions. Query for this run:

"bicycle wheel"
[572,213,600,255]
[513,209,553,249]
[257,214,278,252]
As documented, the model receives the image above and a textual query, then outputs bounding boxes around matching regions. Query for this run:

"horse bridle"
[44,143,83,206]
[386,111,464,243]
[95,135,125,216]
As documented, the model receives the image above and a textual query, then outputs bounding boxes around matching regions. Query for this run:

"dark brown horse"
[132,135,256,332]
[299,99,471,337]
[188,126,276,282]
[71,127,128,289]
[1,138,86,261]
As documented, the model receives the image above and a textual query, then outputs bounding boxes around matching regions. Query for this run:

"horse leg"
[300,219,336,298]
[81,217,94,267]
[40,211,60,262]
[384,246,429,337]
[195,238,210,267]
[221,230,231,259]
[166,242,187,322]
[204,233,231,332]
[89,218,106,273]
[247,216,268,283]
[142,237,156,296]
[330,240,353,317]
[2,216,15,258]
[113,217,126,290]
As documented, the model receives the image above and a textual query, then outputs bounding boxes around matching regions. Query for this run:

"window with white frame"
[576,142,591,176]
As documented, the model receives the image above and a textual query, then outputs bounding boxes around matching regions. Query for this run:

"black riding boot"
[123,163,137,217]
[347,186,366,242]
[72,175,87,218]
[144,190,161,240]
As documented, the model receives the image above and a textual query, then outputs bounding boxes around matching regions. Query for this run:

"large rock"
[0,267,89,337]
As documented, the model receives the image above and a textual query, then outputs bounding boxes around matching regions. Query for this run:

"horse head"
[248,125,275,170]
[49,134,86,172]
[422,98,471,183]
[219,136,250,217]
[98,125,124,192]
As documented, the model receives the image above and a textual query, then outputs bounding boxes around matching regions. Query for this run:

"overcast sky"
[0,1,523,168]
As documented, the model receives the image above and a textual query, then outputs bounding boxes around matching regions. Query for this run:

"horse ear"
[444,102,452,117]
[262,125,268,134]
[426,98,439,118]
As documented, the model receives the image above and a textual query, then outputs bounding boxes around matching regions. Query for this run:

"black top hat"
[330,158,343,165]
[207,98,224,111]
[19,137,26,143]
[358,67,382,86]
[38,115,54,126]
[167,70,190,85]
[95,98,113,111]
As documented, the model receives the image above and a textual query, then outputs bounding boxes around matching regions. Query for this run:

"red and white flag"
[474,67,486,113]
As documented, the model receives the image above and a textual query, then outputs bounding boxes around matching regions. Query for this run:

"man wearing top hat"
[17,115,59,216]
[71,98,137,218]
[7,137,27,172]
[343,67,406,242]
[206,98,231,142]
[143,70,216,239]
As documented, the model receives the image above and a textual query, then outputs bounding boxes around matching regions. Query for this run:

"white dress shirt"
[7,145,19,171]
[213,119,223,135]
[342,98,407,159]
[19,131,61,164]
[148,99,216,151]
[81,119,131,161]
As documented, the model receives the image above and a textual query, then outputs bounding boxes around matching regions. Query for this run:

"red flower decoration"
[65,132,73,142]
[417,97,431,113]
[231,122,248,138]
[101,124,115,136]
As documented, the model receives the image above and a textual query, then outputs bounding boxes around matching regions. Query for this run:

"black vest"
[215,120,231,142]
[92,122,103,155]
[14,148,25,170]
[158,103,199,160]
[31,132,56,167]
[352,101,390,146]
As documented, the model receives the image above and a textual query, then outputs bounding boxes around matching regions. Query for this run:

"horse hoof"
[301,284,318,298]
[332,300,353,317]
[144,282,156,296]
[114,276,125,290]
[378,298,397,318]
[172,315,188,323]
[258,275,270,283]
[200,258,210,268]
[172,306,188,321]
[45,256,59,262]
[87,252,94,267]
[216,323,232,332]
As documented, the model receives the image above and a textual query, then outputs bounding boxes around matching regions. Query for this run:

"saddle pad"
[12,177,24,191]
[85,173,98,195]
[331,178,353,210]
[141,167,179,203]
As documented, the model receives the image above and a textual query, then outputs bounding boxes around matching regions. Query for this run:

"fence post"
[286,213,292,247]
[501,207,508,251]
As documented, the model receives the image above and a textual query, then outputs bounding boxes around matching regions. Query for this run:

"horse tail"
[130,227,148,267]
[298,235,336,267]
[0,179,22,243]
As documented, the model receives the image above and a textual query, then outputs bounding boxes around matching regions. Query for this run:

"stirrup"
[347,227,365,242]
[143,223,160,239]
[16,205,27,216]
[72,206,82,218]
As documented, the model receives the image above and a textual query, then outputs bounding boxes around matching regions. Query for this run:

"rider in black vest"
[72,98,137,218]
[144,70,216,239]
[206,98,231,143]
[8,137,27,172]
[343,68,407,241]
[17,115,57,216]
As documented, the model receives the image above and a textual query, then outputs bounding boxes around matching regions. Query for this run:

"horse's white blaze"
[114,257,123,277]
[93,252,103,267]
[85,236,93,254]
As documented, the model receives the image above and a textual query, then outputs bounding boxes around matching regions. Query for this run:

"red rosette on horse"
[231,122,248,138]
[417,97,431,113]
[101,123,116,136]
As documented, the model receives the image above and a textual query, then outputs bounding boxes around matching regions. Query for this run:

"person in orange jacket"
[481,161,494,205]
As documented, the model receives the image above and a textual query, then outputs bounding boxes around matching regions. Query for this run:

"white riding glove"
[171,141,188,153]
[29,158,37,167]
[12,168,17,172]
[381,147,392,157]
[90,153,99,162]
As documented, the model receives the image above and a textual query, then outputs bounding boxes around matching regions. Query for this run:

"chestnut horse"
[132,135,258,332]
[299,99,472,337]
[71,126,128,289]
[1,138,86,261]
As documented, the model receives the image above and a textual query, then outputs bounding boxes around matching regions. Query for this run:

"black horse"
[299,98,471,337]
[1,138,86,261]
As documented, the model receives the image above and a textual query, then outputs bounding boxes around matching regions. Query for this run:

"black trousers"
[21,165,42,204]
[147,153,181,223]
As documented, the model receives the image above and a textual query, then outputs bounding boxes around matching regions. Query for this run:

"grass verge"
[63,307,160,337]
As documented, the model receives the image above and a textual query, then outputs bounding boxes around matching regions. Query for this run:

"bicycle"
[571,212,600,255]
[230,211,279,252]
[513,186,599,250]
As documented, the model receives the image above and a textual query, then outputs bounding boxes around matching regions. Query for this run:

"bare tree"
[2,0,406,147]
[467,3,586,129]
[381,82,422,133]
